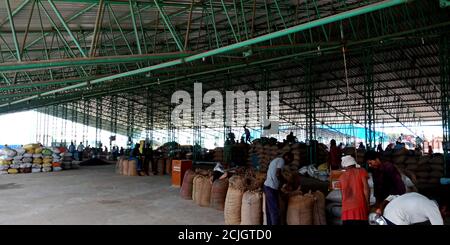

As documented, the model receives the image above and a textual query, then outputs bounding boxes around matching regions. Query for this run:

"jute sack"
[430,155,444,165]
[116,158,123,174]
[312,191,327,225]
[286,192,315,225]
[198,176,212,207]
[224,187,244,225]
[210,179,229,211]
[128,159,138,176]
[122,160,129,175]
[404,156,417,165]
[415,171,429,178]
[430,171,443,178]
[392,155,406,165]
[180,169,195,200]
[193,175,203,204]
[166,158,172,176]
[157,158,165,175]
[241,191,263,225]
[430,164,444,171]
[262,193,267,225]
[418,156,430,165]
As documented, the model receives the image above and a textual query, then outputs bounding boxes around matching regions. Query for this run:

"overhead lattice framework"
[0,0,448,139]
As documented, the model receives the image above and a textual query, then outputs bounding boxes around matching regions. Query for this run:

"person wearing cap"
[339,155,370,225]
[365,150,405,213]
[379,192,444,225]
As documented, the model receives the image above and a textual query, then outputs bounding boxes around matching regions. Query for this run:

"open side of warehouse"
[0,0,449,226]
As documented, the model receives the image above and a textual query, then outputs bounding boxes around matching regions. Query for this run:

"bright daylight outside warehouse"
[0,0,449,229]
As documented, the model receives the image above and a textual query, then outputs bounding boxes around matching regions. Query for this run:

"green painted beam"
[47,0,87,57]
[0,0,30,27]
[153,0,184,52]
[0,52,193,72]
[0,0,411,108]
[5,0,22,62]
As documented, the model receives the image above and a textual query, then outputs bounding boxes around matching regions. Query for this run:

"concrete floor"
[0,165,224,225]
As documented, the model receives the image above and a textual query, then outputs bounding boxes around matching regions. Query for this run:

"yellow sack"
[0,160,12,165]
[34,148,43,154]
[8,168,18,174]
[43,158,52,164]
[43,163,52,168]
[33,158,43,164]
[23,144,39,150]
[318,163,328,171]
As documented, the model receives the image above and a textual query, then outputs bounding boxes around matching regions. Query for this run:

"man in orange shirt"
[339,155,370,225]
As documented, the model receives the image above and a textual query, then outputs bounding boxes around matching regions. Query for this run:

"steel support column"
[440,35,450,178]
[305,60,316,165]
[364,50,376,150]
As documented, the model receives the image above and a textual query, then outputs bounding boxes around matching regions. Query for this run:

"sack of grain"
[416,164,431,172]
[418,156,430,165]
[128,159,138,176]
[406,164,418,171]
[121,160,129,175]
[430,164,444,171]
[210,178,229,211]
[193,175,202,204]
[15,148,25,156]
[180,169,195,200]
[415,171,429,178]
[166,158,172,176]
[241,191,263,225]
[286,192,315,225]
[8,168,19,174]
[53,167,62,172]
[404,156,417,165]
[224,187,244,225]
[198,176,212,207]
[31,168,41,173]
[32,158,42,164]
[228,175,246,191]
[326,189,342,203]
[430,154,444,165]
[43,158,52,164]
[429,171,443,178]
[312,191,326,225]
[157,158,165,175]
[262,193,267,225]
[392,155,406,165]
[116,158,123,174]
[32,154,43,158]
[428,178,440,185]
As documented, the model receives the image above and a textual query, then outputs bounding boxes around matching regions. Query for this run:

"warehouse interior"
[0,0,450,225]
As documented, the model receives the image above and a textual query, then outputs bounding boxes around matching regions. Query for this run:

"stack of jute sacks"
[115,156,138,176]
[212,147,224,163]
[381,147,444,187]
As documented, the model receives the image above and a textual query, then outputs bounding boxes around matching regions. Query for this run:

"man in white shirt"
[382,192,444,225]
[76,142,85,161]
[264,152,294,225]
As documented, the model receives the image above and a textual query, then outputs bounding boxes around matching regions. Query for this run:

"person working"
[339,155,370,225]
[328,139,342,170]
[358,142,366,150]
[365,150,405,213]
[243,125,251,144]
[286,132,296,144]
[264,152,294,225]
[378,192,445,225]
[428,145,433,156]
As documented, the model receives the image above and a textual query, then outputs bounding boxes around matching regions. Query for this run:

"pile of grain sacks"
[0,144,72,174]
[384,148,444,187]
